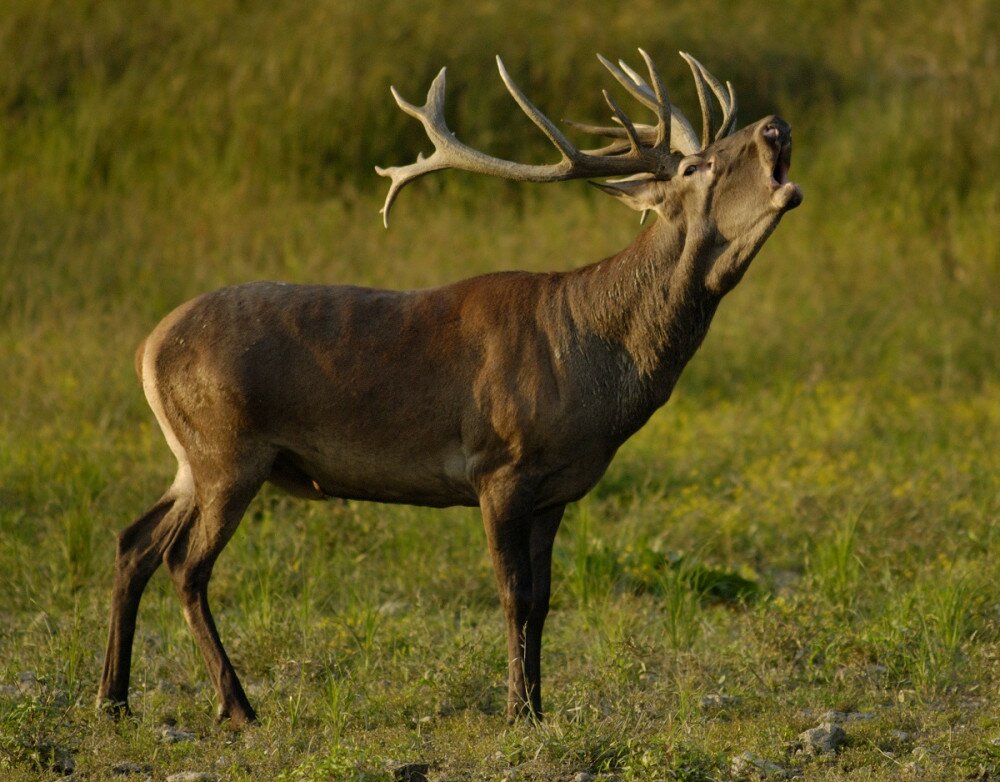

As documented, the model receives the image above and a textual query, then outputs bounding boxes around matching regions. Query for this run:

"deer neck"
[565,211,722,410]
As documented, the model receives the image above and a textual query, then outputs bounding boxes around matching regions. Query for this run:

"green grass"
[1,1,999,780]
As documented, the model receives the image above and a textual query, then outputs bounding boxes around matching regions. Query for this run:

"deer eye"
[683,164,699,177]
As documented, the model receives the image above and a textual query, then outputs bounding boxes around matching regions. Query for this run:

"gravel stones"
[388,762,430,782]
[112,762,152,775]
[701,693,742,709]
[165,773,219,782]
[158,723,197,744]
[730,751,791,778]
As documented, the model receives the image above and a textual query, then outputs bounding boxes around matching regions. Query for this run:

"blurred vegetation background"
[0,1,997,779]
[1,0,996,473]
[0,0,996,394]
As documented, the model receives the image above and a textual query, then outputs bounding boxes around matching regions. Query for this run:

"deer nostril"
[763,124,781,141]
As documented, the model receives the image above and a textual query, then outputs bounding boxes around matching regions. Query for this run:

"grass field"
[1,1,998,780]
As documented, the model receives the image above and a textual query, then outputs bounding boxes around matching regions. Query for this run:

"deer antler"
[376,49,688,226]
[569,51,737,156]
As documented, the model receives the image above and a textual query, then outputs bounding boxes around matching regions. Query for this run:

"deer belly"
[269,442,478,508]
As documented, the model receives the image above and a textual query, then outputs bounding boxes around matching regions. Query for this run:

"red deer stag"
[99,50,801,725]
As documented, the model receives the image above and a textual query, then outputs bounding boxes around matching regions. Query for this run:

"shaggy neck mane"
[565,206,722,388]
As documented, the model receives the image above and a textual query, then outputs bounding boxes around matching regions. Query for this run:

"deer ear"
[590,177,667,213]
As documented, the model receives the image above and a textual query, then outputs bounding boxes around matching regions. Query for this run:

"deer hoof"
[216,704,258,728]
[96,697,132,720]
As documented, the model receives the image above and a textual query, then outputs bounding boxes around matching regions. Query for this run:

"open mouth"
[759,120,802,210]
[770,142,792,188]
[768,141,802,209]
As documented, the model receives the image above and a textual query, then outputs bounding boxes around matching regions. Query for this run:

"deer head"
[377,52,801,277]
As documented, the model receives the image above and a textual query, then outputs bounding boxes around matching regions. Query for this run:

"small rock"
[991,736,1000,747]
[17,671,44,696]
[702,693,742,709]
[51,688,71,708]
[891,730,912,743]
[821,709,874,723]
[379,599,408,616]
[159,724,196,744]
[113,762,151,775]
[165,773,219,782]
[574,773,596,782]
[388,762,430,782]
[155,679,180,695]
[730,751,790,778]
[52,747,75,774]
[798,722,847,755]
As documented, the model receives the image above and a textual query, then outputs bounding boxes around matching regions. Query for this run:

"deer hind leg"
[162,463,267,726]
[98,470,197,715]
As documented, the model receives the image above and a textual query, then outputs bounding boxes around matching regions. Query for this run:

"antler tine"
[637,48,671,150]
[562,119,649,157]
[564,122,659,158]
[495,56,578,162]
[564,119,630,139]
[389,67,446,122]
[722,80,738,139]
[597,53,659,112]
[617,59,646,88]
[682,53,738,141]
[679,52,714,149]
[375,156,412,228]
[601,89,643,155]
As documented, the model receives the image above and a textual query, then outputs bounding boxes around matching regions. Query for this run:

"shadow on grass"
[563,541,762,606]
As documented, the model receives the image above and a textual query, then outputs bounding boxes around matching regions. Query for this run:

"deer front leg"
[480,478,564,721]
[522,504,564,718]
[480,485,534,721]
